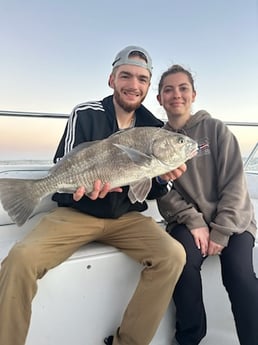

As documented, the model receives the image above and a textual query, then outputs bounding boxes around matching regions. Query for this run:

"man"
[0,46,186,345]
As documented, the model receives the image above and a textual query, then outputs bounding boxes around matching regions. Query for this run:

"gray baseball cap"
[112,46,153,74]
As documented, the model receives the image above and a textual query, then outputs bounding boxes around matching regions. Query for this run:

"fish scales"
[0,127,198,226]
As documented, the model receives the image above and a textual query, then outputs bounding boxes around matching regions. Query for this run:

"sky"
[0,0,257,160]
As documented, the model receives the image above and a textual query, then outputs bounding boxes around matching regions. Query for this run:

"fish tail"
[0,178,41,227]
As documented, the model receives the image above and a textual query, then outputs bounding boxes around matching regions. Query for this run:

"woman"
[156,64,258,345]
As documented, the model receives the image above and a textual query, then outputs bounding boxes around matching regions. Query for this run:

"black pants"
[169,224,258,345]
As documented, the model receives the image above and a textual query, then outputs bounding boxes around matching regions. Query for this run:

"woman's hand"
[208,240,224,256]
[190,227,224,257]
[190,226,210,257]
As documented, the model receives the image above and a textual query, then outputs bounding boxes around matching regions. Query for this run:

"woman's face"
[157,72,196,119]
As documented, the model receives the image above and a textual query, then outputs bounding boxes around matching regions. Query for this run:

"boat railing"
[0,110,257,174]
[243,142,258,174]
[0,110,69,119]
[1,110,258,123]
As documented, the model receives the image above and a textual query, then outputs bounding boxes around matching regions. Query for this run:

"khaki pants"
[0,207,185,345]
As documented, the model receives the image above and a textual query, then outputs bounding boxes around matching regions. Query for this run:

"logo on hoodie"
[198,137,210,156]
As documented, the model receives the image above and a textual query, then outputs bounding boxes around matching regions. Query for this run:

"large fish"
[0,127,198,226]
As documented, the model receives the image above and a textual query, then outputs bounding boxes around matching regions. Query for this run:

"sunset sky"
[0,0,257,160]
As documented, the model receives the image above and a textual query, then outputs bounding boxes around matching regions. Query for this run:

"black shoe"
[104,335,113,344]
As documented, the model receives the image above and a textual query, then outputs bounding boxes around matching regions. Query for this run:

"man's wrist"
[156,176,168,185]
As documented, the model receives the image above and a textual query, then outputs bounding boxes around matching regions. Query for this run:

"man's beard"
[113,89,145,113]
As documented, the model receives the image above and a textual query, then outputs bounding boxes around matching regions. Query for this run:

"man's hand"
[73,180,122,201]
[159,163,187,182]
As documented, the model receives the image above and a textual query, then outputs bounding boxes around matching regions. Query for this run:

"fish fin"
[50,140,101,172]
[128,179,152,203]
[113,144,152,165]
[0,178,40,227]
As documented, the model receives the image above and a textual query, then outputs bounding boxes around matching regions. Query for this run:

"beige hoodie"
[157,110,257,247]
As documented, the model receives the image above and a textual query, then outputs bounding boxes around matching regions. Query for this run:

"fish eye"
[178,137,185,144]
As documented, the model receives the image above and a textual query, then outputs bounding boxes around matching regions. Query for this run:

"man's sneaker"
[104,335,113,344]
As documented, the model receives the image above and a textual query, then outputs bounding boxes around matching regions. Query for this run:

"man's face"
[109,62,151,112]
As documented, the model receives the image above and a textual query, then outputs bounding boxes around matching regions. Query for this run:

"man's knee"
[159,236,186,272]
[169,238,186,267]
[5,242,38,271]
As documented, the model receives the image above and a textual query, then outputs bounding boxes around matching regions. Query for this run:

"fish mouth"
[190,148,198,158]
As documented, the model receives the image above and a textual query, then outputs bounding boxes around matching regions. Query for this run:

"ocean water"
[0,159,52,166]
[0,160,52,173]
[1,117,257,166]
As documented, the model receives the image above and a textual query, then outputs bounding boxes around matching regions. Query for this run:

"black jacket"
[52,95,168,218]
